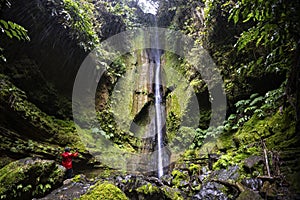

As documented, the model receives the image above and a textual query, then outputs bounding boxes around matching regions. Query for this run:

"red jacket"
[61,152,78,169]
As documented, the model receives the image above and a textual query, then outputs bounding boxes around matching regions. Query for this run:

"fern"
[250,93,259,100]
[250,96,264,106]
[0,19,29,61]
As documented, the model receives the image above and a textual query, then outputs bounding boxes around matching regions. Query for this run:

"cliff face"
[0,0,123,168]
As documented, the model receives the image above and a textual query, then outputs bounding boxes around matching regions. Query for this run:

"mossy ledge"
[0,158,64,200]
[0,74,94,168]
[79,182,128,200]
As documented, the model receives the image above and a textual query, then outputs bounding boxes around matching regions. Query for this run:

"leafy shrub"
[191,126,224,148]
[62,0,99,50]
[0,19,29,61]
[223,87,284,131]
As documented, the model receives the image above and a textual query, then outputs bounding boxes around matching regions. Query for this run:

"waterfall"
[130,19,170,177]
[152,22,164,177]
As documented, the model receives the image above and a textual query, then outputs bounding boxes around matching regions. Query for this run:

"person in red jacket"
[61,147,78,179]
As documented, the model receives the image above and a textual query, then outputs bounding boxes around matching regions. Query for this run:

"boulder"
[79,182,128,200]
[0,158,64,200]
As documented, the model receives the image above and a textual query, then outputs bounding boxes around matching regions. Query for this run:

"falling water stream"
[152,21,164,177]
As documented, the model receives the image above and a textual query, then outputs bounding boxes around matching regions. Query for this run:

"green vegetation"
[0,19,29,61]
[0,158,64,199]
[136,183,160,194]
[0,19,29,41]
[171,169,189,188]
[135,183,184,200]
[62,0,99,50]
[79,182,128,200]
[234,106,296,149]
[0,74,84,149]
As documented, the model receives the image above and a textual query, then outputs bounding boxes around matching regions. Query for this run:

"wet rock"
[114,175,149,192]
[211,165,240,181]
[191,166,241,199]
[111,174,185,200]
[0,158,64,200]
[192,182,229,200]
[160,174,173,186]
[201,166,210,175]
[127,181,184,200]
[191,179,201,191]
[241,178,263,191]
[160,185,184,200]
[243,155,264,170]
[37,174,95,200]
[199,174,206,182]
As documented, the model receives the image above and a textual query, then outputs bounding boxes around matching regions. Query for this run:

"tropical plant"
[0,19,29,61]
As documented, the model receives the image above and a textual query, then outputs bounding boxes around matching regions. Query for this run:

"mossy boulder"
[79,182,128,200]
[0,158,64,200]
[132,183,184,200]
[136,183,160,195]
[171,170,190,188]
[109,175,184,200]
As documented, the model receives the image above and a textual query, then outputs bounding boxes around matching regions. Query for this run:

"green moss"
[0,75,86,154]
[163,52,200,135]
[80,182,128,200]
[161,185,184,200]
[188,163,200,175]
[169,127,197,153]
[72,174,85,183]
[136,183,160,195]
[135,183,184,199]
[171,170,189,187]
[213,151,249,171]
[182,149,197,159]
[213,105,297,184]
[0,158,64,199]
[216,131,235,151]
[234,107,296,149]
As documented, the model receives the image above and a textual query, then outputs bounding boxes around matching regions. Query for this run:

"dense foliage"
[204,0,299,103]
[0,0,29,61]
